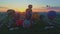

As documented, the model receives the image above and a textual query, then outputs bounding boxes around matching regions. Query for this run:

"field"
[0,21,60,34]
[0,12,60,34]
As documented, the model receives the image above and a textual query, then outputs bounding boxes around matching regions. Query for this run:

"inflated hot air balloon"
[16,19,24,27]
[28,4,32,9]
[32,13,39,20]
[47,10,56,20]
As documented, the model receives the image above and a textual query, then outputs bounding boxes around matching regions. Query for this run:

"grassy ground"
[0,24,60,34]
[0,19,60,34]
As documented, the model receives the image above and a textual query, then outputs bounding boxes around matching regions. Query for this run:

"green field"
[0,13,60,34]
[0,18,60,34]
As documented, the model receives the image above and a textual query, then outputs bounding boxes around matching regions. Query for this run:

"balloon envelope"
[32,13,39,19]
[47,11,56,19]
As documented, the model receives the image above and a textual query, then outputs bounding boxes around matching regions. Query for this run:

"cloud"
[0,7,9,12]
[33,7,60,12]
[0,7,8,9]
[51,7,60,10]
[0,7,20,12]
[0,6,60,12]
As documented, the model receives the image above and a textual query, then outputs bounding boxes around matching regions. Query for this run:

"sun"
[19,10,24,12]
[13,8,25,12]
[19,8,25,12]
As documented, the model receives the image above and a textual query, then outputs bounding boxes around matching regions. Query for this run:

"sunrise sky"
[0,0,60,12]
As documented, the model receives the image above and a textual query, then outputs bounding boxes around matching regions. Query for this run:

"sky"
[0,0,60,12]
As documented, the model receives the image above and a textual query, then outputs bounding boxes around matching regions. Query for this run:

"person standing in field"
[26,4,33,19]
[23,5,33,28]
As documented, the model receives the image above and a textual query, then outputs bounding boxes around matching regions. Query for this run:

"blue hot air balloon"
[47,10,56,20]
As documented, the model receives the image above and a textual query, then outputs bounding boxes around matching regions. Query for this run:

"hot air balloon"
[32,13,39,20]
[47,10,56,20]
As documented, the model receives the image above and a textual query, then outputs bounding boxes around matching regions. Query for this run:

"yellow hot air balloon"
[32,13,40,20]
